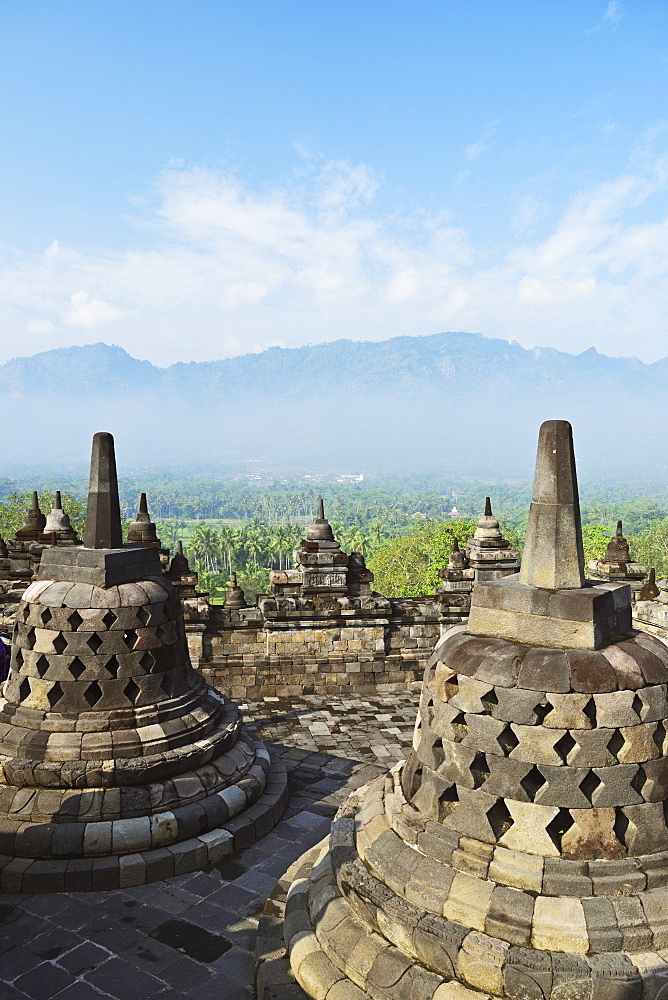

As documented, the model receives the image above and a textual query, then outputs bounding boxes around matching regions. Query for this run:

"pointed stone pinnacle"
[54,491,62,509]
[518,420,586,590]
[484,497,492,517]
[617,520,624,538]
[177,541,183,555]
[317,498,325,520]
[30,491,40,511]
[83,432,123,549]
[453,537,460,552]
[230,572,237,586]
[139,493,148,515]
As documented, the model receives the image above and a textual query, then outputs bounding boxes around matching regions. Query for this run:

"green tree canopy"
[368,519,478,598]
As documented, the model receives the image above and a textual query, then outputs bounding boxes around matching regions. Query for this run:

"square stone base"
[467,574,632,649]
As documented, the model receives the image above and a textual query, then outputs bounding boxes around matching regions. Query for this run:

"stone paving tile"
[0,690,418,999]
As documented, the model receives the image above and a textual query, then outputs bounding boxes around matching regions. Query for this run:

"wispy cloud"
[0,136,668,364]
[464,121,500,163]
[588,1,625,33]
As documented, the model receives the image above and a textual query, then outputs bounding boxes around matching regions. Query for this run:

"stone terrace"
[0,691,419,1000]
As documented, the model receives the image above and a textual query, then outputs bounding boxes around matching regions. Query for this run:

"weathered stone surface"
[282,419,668,1000]
[532,896,589,953]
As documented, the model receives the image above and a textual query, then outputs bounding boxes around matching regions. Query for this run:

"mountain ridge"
[0,332,664,476]
[0,332,661,399]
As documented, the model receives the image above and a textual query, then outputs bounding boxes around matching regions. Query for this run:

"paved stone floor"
[0,691,419,1000]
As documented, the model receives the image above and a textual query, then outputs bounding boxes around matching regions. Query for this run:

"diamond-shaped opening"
[15,648,24,668]
[579,770,602,804]
[535,700,552,724]
[631,767,647,796]
[632,694,644,719]
[47,681,63,709]
[40,608,53,625]
[614,807,629,849]
[583,698,597,726]
[654,721,666,753]
[481,689,498,713]
[68,657,86,680]
[139,651,155,672]
[487,799,514,839]
[444,675,459,701]
[35,654,49,678]
[497,724,520,756]
[83,681,102,708]
[124,678,140,705]
[437,783,459,820]
[105,655,119,678]
[160,672,175,696]
[19,678,31,702]
[607,729,625,759]
[426,736,445,770]
[22,604,31,621]
[520,765,547,801]
[102,610,117,629]
[451,711,469,742]
[87,633,103,654]
[67,611,83,631]
[52,632,68,654]
[546,808,575,852]
[470,751,490,789]
[136,606,150,626]
[122,630,136,651]
[24,627,36,650]
[554,731,577,764]
[401,755,422,801]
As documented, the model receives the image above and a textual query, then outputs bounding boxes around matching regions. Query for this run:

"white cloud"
[0,142,668,364]
[604,2,624,26]
[464,121,500,163]
[65,291,124,328]
[588,1,625,33]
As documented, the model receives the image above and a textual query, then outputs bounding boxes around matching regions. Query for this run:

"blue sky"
[1,0,667,364]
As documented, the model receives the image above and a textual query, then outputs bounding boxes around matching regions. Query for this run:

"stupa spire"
[518,418,585,590]
[317,497,325,520]
[83,432,123,549]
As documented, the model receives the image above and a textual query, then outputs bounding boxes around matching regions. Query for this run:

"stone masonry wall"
[197,599,451,700]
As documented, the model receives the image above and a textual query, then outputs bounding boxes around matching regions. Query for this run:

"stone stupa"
[0,432,286,892]
[281,420,668,1000]
[466,497,521,583]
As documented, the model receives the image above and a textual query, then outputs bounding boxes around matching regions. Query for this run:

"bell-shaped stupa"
[467,496,520,582]
[0,432,286,892]
[16,492,46,541]
[41,491,80,545]
[283,420,668,1000]
[126,492,161,548]
[292,499,349,598]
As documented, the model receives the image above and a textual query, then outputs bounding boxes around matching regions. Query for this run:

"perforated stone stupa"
[0,432,286,892]
[280,420,668,1000]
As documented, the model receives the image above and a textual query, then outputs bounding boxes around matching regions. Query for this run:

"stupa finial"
[54,491,62,509]
[317,498,325,520]
[518,419,585,590]
[83,432,123,549]
[484,496,492,517]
